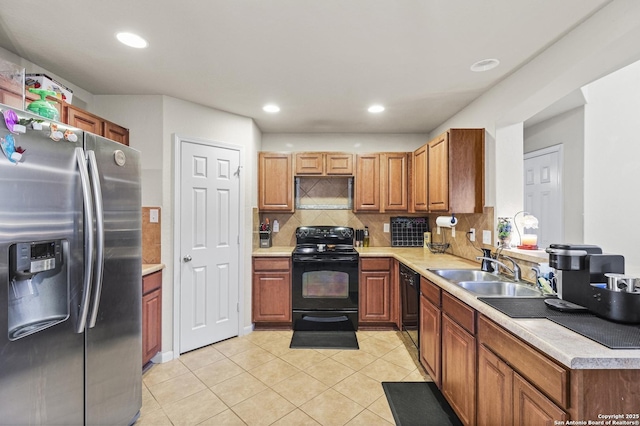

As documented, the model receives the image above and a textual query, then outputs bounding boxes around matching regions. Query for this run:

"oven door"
[292,258,359,331]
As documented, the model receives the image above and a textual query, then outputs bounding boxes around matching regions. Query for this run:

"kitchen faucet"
[476,254,522,281]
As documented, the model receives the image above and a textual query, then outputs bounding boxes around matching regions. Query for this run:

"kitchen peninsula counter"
[253,246,640,369]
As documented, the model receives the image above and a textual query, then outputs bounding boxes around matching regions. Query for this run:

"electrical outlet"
[469,228,476,242]
[483,230,492,245]
[451,227,456,237]
[149,209,159,223]
[436,226,441,235]
[383,223,390,233]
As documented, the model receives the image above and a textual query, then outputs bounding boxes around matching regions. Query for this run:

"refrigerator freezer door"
[0,110,85,425]
[84,133,142,425]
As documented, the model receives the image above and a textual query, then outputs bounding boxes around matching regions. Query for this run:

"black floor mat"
[289,331,359,350]
[382,382,462,426]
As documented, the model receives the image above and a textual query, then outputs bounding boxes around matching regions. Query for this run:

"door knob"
[183,255,192,262]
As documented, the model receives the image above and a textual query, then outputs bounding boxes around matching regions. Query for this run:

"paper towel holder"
[435,214,458,228]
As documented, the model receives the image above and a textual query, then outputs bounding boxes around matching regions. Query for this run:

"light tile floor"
[139,330,431,425]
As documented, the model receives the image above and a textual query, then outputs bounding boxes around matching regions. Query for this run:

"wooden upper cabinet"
[104,121,130,146]
[258,152,294,212]
[295,152,353,175]
[354,154,380,211]
[415,128,484,214]
[427,132,449,211]
[381,152,409,211]
[64,105,104,135]
[412,144,428,211]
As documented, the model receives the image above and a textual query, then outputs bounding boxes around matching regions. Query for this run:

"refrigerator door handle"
[87,150,105,328]
[75,147,95,334]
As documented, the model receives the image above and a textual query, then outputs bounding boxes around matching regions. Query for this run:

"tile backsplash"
[142,207,161,264]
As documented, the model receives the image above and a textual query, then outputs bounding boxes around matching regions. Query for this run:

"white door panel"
[523,145,563,250]
[179,139,240,353]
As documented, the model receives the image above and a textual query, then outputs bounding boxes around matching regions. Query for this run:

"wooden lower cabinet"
[514,372,567,425]
[359,257,395,324]
[252,257,291,323]
[142,271,162,366]
[441,314,476,426]
[419,277,441,385]
[477,344,514,426]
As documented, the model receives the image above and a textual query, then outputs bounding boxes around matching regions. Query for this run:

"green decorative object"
[497,217,512,248]
[27,88,60,121]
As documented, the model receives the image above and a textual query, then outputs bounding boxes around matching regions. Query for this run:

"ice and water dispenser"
[8,240,69,340]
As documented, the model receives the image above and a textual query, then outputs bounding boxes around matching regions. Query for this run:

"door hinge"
[237,302,240,312]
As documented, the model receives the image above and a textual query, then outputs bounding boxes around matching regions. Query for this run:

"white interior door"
[179,138,240,354]
[523,145,563,249]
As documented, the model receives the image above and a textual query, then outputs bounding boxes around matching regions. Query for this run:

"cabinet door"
[442,314,476,426]
[104,121,129,145]
[427,132,449,211]
[66,105,104,135]
[295,152,324,175]
[252,271,292,322]
[359,271,391,322]
[355,154,380,211]
[326,153,353,175]
[258,152,294,211]
[412,144,428,211]
[477,344,513,426]
[142,289,162,365]
[419,294,441,385]
[0,85,24,109]
[381,153,409,211]
[513,372,567,425]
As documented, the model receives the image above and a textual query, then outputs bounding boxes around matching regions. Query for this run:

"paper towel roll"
[436,216,458,228]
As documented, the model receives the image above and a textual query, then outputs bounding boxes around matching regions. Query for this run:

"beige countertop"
[254,246,640,369]
[142,263,165,276]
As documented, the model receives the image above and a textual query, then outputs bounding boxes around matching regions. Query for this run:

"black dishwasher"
[399,263,420,350]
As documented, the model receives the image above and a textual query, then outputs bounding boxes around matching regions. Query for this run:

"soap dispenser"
[480,248,494,272]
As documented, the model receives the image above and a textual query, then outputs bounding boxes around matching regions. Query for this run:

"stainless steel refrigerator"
[0,104,142,425]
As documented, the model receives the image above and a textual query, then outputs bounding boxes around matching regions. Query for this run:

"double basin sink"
[429,269,544,297]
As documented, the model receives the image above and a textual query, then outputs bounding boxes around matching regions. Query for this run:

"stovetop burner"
[292,226,358,258]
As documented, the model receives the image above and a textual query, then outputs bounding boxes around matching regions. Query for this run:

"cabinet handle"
[183,255,192,262]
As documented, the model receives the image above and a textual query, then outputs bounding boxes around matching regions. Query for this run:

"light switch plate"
[383,223,390,233]
[483,230,492,245]
[150,209,159,223]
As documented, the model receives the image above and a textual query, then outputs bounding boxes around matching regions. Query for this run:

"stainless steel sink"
[428,268,544,297]
[456,281,543,297]
[429,269,511,283]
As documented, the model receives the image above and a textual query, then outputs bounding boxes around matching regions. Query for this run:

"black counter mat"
[477,297,640,349]
[546,316,640,349]
[477,297,565,318]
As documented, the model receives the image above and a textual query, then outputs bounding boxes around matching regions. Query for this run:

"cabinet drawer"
[478,315,568,408]
[142,271,162,295]
[360,257,391,271]
[253,257,290,271]
[420,277,441,307]
[442,292,475,334]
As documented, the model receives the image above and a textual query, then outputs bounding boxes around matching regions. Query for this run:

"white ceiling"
[0,0,611,134]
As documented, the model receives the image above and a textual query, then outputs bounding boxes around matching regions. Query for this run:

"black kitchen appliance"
[546,244,640,323]
[399,263,420,349]
[292,226,359,331]
[391,217,429,247]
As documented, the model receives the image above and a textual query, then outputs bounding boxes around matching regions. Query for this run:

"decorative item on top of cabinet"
[359,257,397,325]
[142,271,162,367]
[258,152,294,212]
[295,152,353,175]
[252,257,292,324]
[355,153,410,212]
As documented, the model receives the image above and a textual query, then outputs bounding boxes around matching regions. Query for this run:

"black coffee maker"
[546,244,640,323]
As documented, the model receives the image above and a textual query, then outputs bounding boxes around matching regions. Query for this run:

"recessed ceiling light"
[263,104,280,113]
[116,32,148,49]
[368,105,385,113]
[470,58,500,72]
